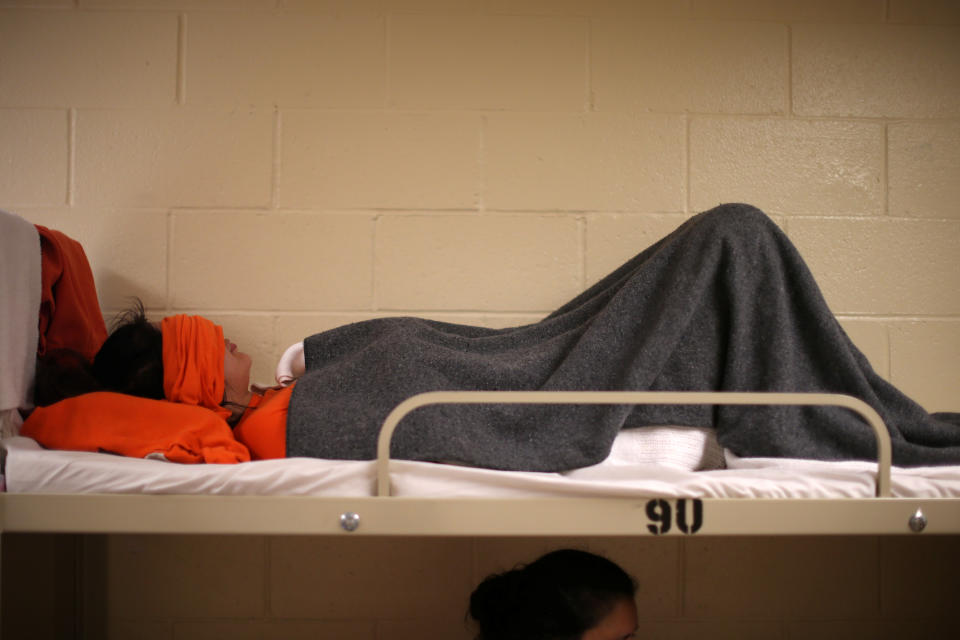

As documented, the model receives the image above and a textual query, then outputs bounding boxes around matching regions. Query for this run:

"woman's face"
[581,597,638,640]
[223,337,252,403]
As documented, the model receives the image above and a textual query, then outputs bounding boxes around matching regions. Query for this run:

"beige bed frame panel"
[2,494,958,537]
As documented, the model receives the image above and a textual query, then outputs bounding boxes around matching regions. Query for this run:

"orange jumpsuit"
[232,384,296,460]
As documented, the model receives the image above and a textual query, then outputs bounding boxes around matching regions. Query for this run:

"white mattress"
[4,433,959,499]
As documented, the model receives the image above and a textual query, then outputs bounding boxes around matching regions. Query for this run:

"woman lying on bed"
[28,203,960,469]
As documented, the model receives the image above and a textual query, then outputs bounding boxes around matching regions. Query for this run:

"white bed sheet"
[4,435,959,499]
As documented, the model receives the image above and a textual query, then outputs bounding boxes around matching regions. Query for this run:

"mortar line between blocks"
[478,114,488,213]
[371,215,380,311]
[585,16,593,112]
[166,211,174,313]
[384,14,393,109]
[272,109,282,210]
[882,122,890,217]
[176,13,187,105]
[684,114,691,215]
[786,23,794,117]
[579,215,587,292]
[884,323,893,389]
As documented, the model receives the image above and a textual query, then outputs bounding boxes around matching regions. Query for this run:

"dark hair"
[469,549,636,640]
[33,348,101,406]
[92,300,164,400]
[32,300,165,406]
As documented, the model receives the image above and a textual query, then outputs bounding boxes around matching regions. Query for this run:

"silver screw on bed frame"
[340,511,361,532]
[908,508,927,533]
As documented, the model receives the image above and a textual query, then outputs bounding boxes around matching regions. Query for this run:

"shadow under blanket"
[287,204,960,470]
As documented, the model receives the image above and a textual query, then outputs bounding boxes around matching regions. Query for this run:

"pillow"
[21,392,250,464]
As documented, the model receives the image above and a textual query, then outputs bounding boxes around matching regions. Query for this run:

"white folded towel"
[604,425,726,471]
[275,341,305,386]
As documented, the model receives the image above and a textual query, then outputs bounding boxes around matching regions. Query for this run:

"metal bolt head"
[908,508,927,533]
[340,511,361,532]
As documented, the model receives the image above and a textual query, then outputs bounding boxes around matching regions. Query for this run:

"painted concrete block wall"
[1,0,958,638]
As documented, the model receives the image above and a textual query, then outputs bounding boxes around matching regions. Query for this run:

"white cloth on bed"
[0,210,41,439]
[0,427,721,495]
[5,434,959,498]
[603,425,725,470]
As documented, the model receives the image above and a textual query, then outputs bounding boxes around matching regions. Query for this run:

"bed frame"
[3,391,958,539]
[4,390,959,635]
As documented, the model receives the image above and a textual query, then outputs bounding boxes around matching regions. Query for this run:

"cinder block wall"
[2,1,958,638]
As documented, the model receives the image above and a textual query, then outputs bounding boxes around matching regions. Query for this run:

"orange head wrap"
[161,315,231,421]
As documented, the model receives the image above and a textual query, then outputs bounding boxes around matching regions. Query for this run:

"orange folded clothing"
[36,225,107,362]
[21,391,250,464]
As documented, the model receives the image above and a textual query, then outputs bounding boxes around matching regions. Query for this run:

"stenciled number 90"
[645,498,704,535]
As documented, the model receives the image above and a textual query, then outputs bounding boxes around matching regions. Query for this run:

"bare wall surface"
[3,532,959,639]
[2,0,957,409]
[2,0,959,638]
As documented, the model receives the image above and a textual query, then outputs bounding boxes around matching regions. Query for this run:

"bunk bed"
[2,206,959,559]
[3,388,960,540]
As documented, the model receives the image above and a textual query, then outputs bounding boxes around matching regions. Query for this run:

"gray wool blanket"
[286,204,960,470]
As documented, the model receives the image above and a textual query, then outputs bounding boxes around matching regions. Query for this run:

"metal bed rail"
[376,390,892,498]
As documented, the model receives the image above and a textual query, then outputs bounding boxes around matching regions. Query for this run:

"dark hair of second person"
[469,548,638,640]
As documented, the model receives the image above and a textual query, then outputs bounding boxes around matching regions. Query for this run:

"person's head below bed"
[469,548,638,640]
[34,300,253,424]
